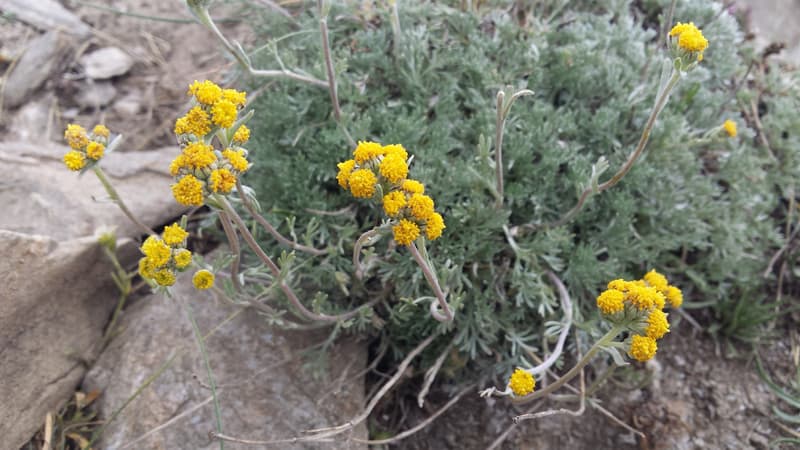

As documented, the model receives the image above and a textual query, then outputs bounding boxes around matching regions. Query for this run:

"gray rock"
[81,47,135,80]
[83,270,368,449]
[8,95,52,141]
[0,0,91,37]
[76,81,118,109]
[3,30,74,108]
[113,91,143,116]
[739,0,800,66]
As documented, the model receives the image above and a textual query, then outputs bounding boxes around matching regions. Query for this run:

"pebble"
[76,81,117,109]
[80,47,134,80]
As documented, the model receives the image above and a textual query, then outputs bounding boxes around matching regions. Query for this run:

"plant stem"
[183,299,224,450]
[218,210,243,293]
[92,166,156,236]
[409,240,453,322]
[513,325,623,404]
[494,91,506,208]
[318,0,356,147]
[545,69,682,228]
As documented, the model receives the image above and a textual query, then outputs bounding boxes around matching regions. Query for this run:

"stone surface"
[83,270,368,449]
[7,95,52,142]
[0,231,137,450]
[76,81,118,109]
[0,140,186,448]
[740,0,800,66]
[3,30,74,108]
[81,47,135,80]
[0,0,91,37]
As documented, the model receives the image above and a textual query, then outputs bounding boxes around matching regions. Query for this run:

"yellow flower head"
[211,99,238,129]
[222,88,247,107]
[401,179,425,194]
[382,144,408,161]
[407,193,435,221]
[189,80,223,105]
[63,150,86,171]
[162,223,188,246]
[625,285,657,311]
[64,124,89,149]
[193,269,215,290]
[172,175,205,206]
[182,106,212,137]
[222,148,249,173]
[92,124,110,139]
[141,236,171,268]
[169,154,186,176]
[643,269,668,293]
[210,168,236,193]
[173,249,192,269]
[629,335,658,362]
[336,159,356,189]
[382,191,406,217]
[353,141,383,164]
[348,168,377,198]
[86,141,105,160]
[666,285,683,308]
[607,279,628,292]
[723,120,737,137]
[392,218,420,246]
[670,22,708,59]
[645,309,670,340]
[153,269,176,287]
[424,212,445,241]
[182,142,217,170]
[232,125,250,144]
[138,257,156,278]
[379,153,409,184]
[508,368,535,396]
[174,116,189,135]
[596,288,625,314]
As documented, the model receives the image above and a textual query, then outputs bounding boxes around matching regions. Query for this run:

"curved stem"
[544,69,682,229]
[92,166,156,236]
[217,210,243,293]
[236,181,327,256]
[352,227,381,279]
[409,241,453,322]
[527,271,573,376]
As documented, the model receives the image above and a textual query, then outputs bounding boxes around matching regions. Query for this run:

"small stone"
[112,91,142,116]
[76,81,117,109]
[0,0,91,37]
[8,96,51,141]
[4,31,74,108]
[80,47,134,80]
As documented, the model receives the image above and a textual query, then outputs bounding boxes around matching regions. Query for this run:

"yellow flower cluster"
[508,368,536,396]
[138,223,192,287]
[723,119,737,138]
[669,22,708,62]
[170,80,251,206]
[192,269,215,290]
[337,141,446,246]
[597,270,683,362]
[62,124,110,171]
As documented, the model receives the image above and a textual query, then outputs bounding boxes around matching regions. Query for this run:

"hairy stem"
[317,0,356,147]
[92,166,156,236]
[494,91,506,208]
[218,210,243,293]
[409,240,453,322]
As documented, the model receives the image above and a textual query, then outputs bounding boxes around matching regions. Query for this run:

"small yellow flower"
[222,148,249,173]
[382,144,408,161]
[607,279,628,292]
[182,142,217,170]
[348,168,378,198]
[64,124,89,149]
[92,124,110,138]
[670,22,708,59]
[629,335,658,362]
[138,257,156,278]
[172,175,205,206]
[508,368,535,396]
[401,179,425,194]
[211,99,237,128]
[210,168,237,193]
[192,269,215,290]
[189,80,223,105]
[392,219,420,246]
[379,153,408,184]
[162,223,188,246]
[382,191,406,217]
[63,150,86,171]
[424,212,445,241]
[169,154,186,176]
[596,289,625,314]
[336,159,356,189]
[407,193,435,221]
[153,269,176,287]
[666,285,683,308]
[173,249,192,269]
[232,125,250,143]
[643,269,668,293]
[183,106,212,137]
[222,88,247,107]
[625,285,656,311]
[141,236,171,267]
[723,120,737,137]
[645,309,670,340]
[353,141,383,164]
[174,116,189,135]
[86,141,105,160]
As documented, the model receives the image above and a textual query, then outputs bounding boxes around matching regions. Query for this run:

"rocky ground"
[1,1,798,449]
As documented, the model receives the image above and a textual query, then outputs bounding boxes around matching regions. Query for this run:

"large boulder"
[83,270,368,449]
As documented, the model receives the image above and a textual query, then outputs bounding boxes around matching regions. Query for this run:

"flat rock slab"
[84,270,368,449]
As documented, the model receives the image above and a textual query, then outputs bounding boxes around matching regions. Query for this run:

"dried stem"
[353,227,382,279]
[417,338,455,407]
[92,166,156,236]
[494,91,506,208]
[218,210,243,293]
[317,0,356,147]
[409,241,454,322]
[527,271,573,376]
[236,181,327,256]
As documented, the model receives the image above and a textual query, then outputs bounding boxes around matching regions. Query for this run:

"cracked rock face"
[83,268,368,449]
